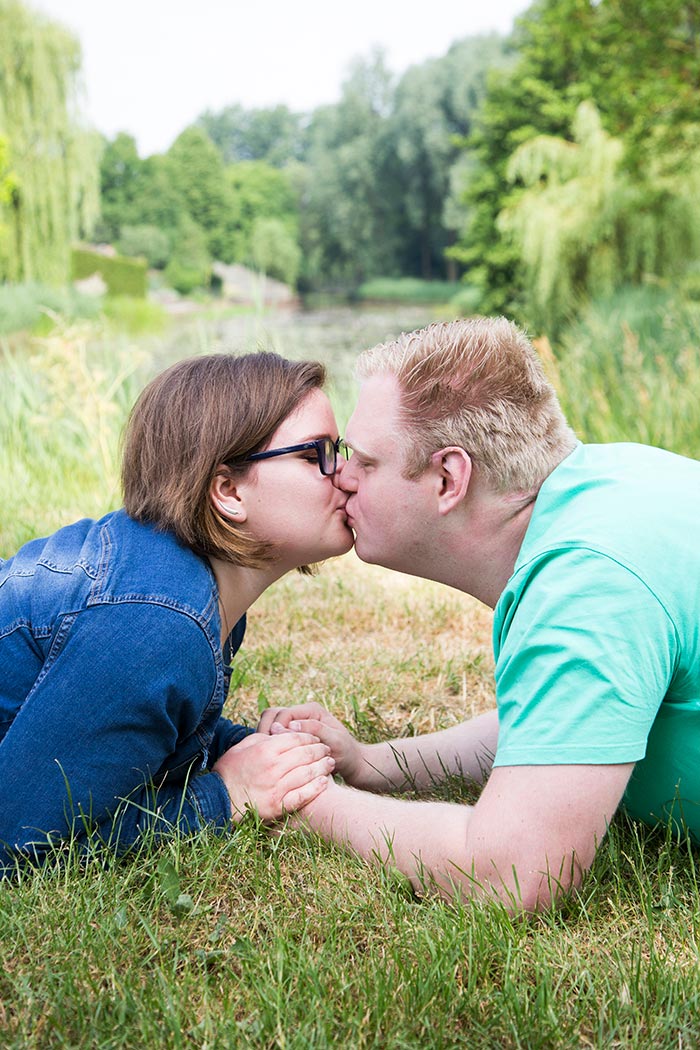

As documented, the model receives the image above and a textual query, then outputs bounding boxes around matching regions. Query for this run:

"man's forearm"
[295,780,491,901]
[352,710,498,794]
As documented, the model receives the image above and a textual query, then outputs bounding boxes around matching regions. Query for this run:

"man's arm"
[260,703,499,793]
[293,761,634,911]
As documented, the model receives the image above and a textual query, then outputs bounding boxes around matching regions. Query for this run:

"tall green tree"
[389,35,507,279]
[0,0,100,283]
[166,126,236,262]
[452,0,700,322]
[198,104,306,167]
[226,159,300,268]
[301,51,403,286]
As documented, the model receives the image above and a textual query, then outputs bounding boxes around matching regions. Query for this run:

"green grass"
[356,276,462,305]
[3,297,700,1047]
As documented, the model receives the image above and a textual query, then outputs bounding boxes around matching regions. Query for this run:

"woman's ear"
[430,447,472,516]
[210,468,248,523]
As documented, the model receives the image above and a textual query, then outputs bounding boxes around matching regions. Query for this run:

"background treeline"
[2,0,700,336]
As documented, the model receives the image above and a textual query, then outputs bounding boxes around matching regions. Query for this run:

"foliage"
[72,248,148,298]
[163,214,211,295]
[452,0,700,323]
[198,103,307,167]
[500,101,700,333]
[0,281,101,335]
[546,285,700,457]
[248,216,301,287]
[300,51,404,287]
[117,224,171,269]
[0,325,147,551]
[0,0,100,284]
[100,295,167,336]
[166,126,235,263]
[388,35,508,280]
[226,159,300,265]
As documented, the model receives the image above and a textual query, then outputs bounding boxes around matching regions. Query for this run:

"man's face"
[338,374,436,573]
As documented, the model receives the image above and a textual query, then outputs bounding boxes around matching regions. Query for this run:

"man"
[260,316,700,911]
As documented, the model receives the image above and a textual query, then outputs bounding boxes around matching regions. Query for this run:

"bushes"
[0,282,101,335]
[71,248,148,298]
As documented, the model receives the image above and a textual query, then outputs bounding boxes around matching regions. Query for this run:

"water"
[153,303,443,407]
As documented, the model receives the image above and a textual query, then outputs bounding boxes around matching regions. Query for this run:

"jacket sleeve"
[208,718,255,764]
[0,602,233,873]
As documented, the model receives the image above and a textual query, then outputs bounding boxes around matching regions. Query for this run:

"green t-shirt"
[492,442,700,837]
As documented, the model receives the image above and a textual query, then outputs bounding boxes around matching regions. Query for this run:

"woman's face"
[239,389,354,570]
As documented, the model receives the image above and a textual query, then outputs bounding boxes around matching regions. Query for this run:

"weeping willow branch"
[498,101,700,334]
[0,0,100,284]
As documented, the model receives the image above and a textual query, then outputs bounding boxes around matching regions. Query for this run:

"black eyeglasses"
[242,436,348,476]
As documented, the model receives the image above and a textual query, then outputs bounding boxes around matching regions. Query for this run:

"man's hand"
[212,731,335,823]
[257,702,366,785]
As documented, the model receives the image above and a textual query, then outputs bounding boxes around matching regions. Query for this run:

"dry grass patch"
[226,551,496,739]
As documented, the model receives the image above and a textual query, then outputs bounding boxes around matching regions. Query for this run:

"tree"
[451,0,700,320]
[166,126,236,262]
[0,134,18,276]
[226,159,300,263]
[249,217,301,286]
[0,0,100,283]
[96,132,144,241]
[301,51,403,286]
[500,101,700,332]
[198,104,307,167]
[389,35,507,279]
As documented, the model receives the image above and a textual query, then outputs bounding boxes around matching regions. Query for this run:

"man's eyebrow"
[344,439,373,459]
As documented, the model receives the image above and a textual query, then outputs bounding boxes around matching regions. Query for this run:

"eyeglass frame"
[237,436,348,476]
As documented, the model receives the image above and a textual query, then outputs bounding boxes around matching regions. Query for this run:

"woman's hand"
[212,731,335,823]
[258,702,365,786]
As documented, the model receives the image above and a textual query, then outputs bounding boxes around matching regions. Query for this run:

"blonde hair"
[356,317,576,492]
[122,352,326,568]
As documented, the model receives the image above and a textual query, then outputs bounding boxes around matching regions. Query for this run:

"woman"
[0,351,353,874]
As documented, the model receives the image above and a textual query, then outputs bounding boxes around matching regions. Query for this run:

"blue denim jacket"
[0,509,253,873]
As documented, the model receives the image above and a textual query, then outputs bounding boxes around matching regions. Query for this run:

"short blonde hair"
[356,317,576,492]
[122,352,326,568]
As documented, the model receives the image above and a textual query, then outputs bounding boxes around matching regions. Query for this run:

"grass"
[2,297,700,1047]
[356,277,462,305]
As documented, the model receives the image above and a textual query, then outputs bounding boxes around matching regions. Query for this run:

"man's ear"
[430,447,472,516]
[209,468,248,523]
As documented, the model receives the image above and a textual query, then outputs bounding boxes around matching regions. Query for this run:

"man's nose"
[332,456,356,491]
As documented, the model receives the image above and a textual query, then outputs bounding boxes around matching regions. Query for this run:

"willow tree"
[0,0,100,284]
[498,101,700,334]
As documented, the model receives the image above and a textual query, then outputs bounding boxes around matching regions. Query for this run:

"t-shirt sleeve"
[493,547,678,766]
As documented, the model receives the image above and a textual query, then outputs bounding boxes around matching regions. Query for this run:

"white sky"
[28,0,530,156]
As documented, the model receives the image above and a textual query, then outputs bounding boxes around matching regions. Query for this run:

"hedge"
[71,247,148,298]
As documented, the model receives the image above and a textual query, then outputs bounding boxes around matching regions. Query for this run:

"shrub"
[71,248,148,298]
[0,281,101,335]
[117,225,170,269]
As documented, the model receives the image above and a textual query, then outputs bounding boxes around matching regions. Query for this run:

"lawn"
[2,298,700,1048]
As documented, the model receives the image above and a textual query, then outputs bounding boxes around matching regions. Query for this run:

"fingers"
[279,773,330,815]
[257,702,328,734]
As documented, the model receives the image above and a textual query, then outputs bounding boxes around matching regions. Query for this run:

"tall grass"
[544,285,700,457]
[0,321,149,554]
[3,300,700,1047]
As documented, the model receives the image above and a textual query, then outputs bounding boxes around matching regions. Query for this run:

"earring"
[219,502,240,518]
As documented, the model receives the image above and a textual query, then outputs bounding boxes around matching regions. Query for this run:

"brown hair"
[121,351,326,566]
[356,317,577,493]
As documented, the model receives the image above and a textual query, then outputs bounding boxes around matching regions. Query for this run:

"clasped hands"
[212,702,357,824]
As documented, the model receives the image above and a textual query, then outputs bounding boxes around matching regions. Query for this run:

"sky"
[29,0,530,157]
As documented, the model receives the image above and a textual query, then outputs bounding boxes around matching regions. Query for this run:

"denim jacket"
[0,509,253,873]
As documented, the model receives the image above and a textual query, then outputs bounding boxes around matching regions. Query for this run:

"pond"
[152,302,447,409]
